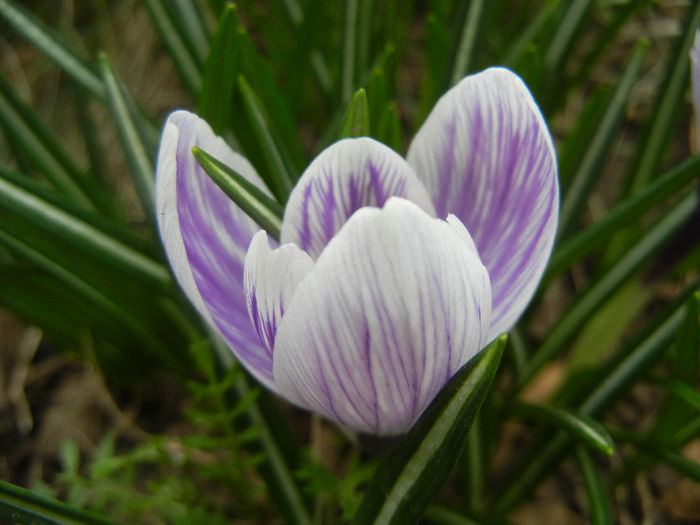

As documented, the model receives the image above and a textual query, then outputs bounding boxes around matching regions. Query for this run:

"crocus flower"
[156,67,558,436]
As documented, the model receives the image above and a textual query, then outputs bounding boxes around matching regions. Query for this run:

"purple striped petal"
[280,137,435,259]
[273,198,491,436]
[155,110,276,389]
[691,30,700,150]
[244,230,314,355]
[407,67,559,341]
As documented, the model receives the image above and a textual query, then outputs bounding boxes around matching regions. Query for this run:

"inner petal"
[280,137,435,259]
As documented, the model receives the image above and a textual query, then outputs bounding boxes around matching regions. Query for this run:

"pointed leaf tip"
[192,146,283,240]
[341,88,371,138]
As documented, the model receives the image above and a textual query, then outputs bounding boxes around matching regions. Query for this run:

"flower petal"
[155,110,276,389]
[280,137,435,259]
[273,197,491,436]
[407,67,559,340]
[244,230,314,355]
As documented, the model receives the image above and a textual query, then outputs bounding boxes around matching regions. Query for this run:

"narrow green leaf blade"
[608,425,700,484]
[376,102,402,152]
[142,0,202,95]
[0,479,119,525]
[352,336,506,524]
[0,172,171,292]
[575,446,613,525]
[340,88,371,138]
[98,53,155,218]
[198,4,239,135]
[511,401,615,455]
[192,147,283,240]
[0,73,95,208]
[519,194,696,389]
[237,75,297,200]
[625,0,700,195]
[449,0,486,84]
[558,40,647,237]
[546,153,700,282]
[0,0,104,99]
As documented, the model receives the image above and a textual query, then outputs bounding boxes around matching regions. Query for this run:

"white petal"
[280,137,435,259]
[407,67,559,340]
[244,230,314,355]
[273,197,491,436]
[155,110,277,389]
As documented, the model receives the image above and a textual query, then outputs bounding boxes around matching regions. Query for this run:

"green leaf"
[340,88,371,138]
[198,4,239,135]
[0,171,171,292]
[608,425,700,484]
[496,291,694,512]
[0,0,105,99]
[575,446,613,525]
[544,0,595,71]
[98,54,155,219]
[0,73,95,208]
[501,0,561,68]
[624,0,700,195]
[376,102,402,152]
[228,365,312,525]
[545,153,700,282]
[341,0,360,102]
[0,480,119,525]
[519,194,696,389]
[352,336,506,524]
[0,228,175,368]
[237,75,297,201]
[170,0,210,67]
[142,0,203,95]
[192,147,283,240]
[448,0,486,84]
[510,401,615,455]
[648,374,700,413]
[558,40,647,237]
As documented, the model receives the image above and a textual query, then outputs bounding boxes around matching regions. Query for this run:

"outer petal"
[155,110,276,389]
[273,198,491,436]
[691,30,700,150]
[407,67,559,340]
[280,137,435,259]
[244,231,314,355]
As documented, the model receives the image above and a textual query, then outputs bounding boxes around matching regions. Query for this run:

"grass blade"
[0,171,171,292]
[198,4,239,135]
[625,1,700,195]
[520,194,696,388]
[142,0,202,95]
[496,296,691,512]
[192,147,283,240]
[511,401,615,455]
[237,75,297,201]
[0,479,118,525]
[0,0,104,99]
[575,446,613,525]
[558,40,647,237]
[544,0,594,71]
[340,88,371,138]
[98,54,155,219]
[546,154,700,282]
[341,0,359,102]
[449,0,486,84]
[608,425,700,484]
[0,73,96,208]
